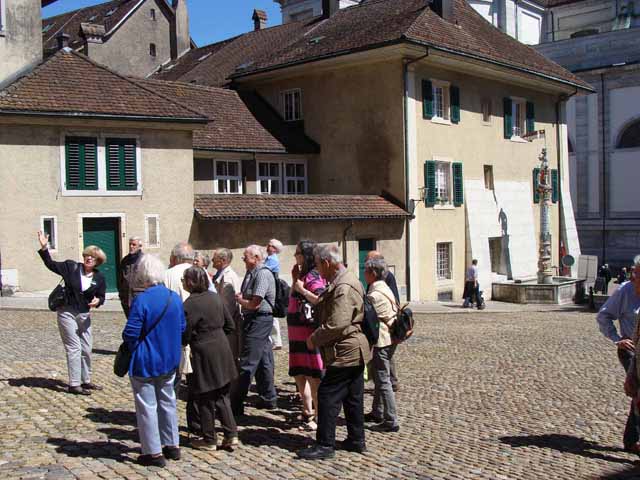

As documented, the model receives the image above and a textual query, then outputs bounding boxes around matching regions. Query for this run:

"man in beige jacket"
[297,245,371,460]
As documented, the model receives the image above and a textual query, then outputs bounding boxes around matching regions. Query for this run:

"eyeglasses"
[83,255,95,260]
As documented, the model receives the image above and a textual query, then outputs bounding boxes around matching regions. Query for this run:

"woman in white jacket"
[363,257,400,432]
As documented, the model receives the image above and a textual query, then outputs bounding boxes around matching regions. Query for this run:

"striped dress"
[287,269,326,378]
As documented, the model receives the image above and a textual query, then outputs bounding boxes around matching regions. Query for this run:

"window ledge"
[61,190,142,197]
[437,279,455,286]
[482,121,492,126]
[433,204,455,210]
[431,117,452,126]
[510,136,529,143]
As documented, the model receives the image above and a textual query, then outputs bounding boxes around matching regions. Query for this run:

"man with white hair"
[265,239,284,350]
[118,236,143,317]
[599,255,640,452]
[232,244,278,415]
[297,244,371,460]
[164,242,194,302]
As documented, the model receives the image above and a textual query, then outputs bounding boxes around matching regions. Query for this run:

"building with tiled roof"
[41,0,192,78]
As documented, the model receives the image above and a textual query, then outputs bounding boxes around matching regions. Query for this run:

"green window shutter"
[551,169,559,204]
[452,162,464,206]
[532,168,540,203]
[424,160,436,206]
[65,137,97,190]
[526,101,535,134]
[422,80,433,119]
[106,138,138,190]
[503,97,513,139]
[450,85,460,124]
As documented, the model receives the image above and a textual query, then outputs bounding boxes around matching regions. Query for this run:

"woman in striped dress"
[287,240,326,431]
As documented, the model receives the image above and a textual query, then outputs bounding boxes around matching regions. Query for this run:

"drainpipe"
[600,73,607,265]
[342,220,354,267]
[402,49,429,301]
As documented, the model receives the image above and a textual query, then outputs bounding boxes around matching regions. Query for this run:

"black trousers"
[191,384,237,442]
[316,365,365,448]
[618,348,639,447]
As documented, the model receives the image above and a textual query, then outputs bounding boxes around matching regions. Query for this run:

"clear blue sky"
[43,0,283,47]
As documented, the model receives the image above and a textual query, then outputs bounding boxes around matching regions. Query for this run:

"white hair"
[134,254,166,287]
[129,236,142,244]
[171,241,194,262]
[245,244,266,262]
[365,257,387,281]
[215,248,233,264]
[268,239,283,254]
[315,244,343,265]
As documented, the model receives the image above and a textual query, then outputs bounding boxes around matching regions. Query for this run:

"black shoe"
[81,383,103,391]
[296,444,335,460]
[162,446,181,460]
[138,454,167,467]
[369,423,400,433]
[338,439,367,453]
[68,386,91,396]
[254,399,277,410]
[364,412,382,423]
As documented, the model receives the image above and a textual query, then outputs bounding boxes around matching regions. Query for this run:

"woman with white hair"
[122,254,186,467]
[265,239,284,350]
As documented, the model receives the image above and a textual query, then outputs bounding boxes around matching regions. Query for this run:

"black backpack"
[362,296,380,347]
[390,304,414,344]
[270,271,290,318]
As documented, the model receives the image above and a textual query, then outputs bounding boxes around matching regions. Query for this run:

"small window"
[149,43,157,57]
[512,99,525,137]
[436,242,452,281]
[150,8,156,21]
[435,161,451,204]
[106,138,138,191]
[484,165,494,190]
[282,89,302,121]
[145,214,160,248]
[65,136,98,191]
[433,84,450,121]
[482,99,492,123]
[214,160,242,194]
[284,162,306,194]
[41,217,57,250]
[258,162,281,194]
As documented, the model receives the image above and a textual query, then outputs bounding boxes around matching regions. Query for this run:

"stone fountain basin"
[491,277,585,305]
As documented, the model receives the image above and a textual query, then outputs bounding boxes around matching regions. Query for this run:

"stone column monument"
[537,148,554,285]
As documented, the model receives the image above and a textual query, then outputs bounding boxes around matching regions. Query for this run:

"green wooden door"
[83,218,120,293]
[358,238,376,289]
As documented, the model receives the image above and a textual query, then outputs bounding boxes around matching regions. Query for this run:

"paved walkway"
[0,309,638,479]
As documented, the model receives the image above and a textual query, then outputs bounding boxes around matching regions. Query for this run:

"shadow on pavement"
[47,437,136,463]
[92,348,117,356]
[97,427,138,442]
[238,427,312,453]
[85,407,137,426]
[3,377,67,391]
[500,434,637,465]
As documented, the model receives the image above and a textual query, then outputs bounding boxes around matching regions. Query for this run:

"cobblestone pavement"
[1,309,639,479]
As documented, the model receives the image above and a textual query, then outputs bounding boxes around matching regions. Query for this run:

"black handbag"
[48,280,66,311]
[114,292,172,377]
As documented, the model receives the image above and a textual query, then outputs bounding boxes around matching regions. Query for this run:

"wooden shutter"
[65,137,97,190]
[532,168,540,203]
[106,138,137,190]
[450,85,460,124]
[452,162,464,206]
[503,98,513,139]
[526,101,535,134]
[424,160,436,206]
[551,169,559,204]
[422,80,433,120]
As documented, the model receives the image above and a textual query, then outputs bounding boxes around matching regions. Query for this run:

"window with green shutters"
[422,80,433,119]
[452,162,464,206]
[503,98,513,139]
[106,138,138,190]
[424,160,436,206]
[526,101,535,134]
[65,137,98,190]
[450,86,460,124]
[424,160,463,207]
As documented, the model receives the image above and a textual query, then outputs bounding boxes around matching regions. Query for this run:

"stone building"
[41,0,192,78]
[156,0,590,301]
[535,0,640,269]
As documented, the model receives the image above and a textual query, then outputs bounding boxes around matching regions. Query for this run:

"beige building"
[41,0,191,78]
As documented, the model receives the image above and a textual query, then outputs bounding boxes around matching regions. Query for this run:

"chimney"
[322,0,339,19]
[252,9,267,31]
[430,0,454,22]
[171,0,190,60]
[56,32,70,50]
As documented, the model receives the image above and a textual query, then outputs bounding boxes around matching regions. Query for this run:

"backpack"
[390,304,414,344]
[269,271,290,318]
[362,296,380,347]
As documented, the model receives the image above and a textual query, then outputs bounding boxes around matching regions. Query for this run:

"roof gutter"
[195,215,410,222]
[0,110,208,124]
[194,146,300,154]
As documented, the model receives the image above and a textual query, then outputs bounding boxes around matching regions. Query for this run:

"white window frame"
[511,97,527,140]
[282,88,303,122]
[59,132,142,197]
[431,79,451,125]
[213,160,243,194]
[436,242,453,282]
[40,216,58,251]
[283,160,307,194]
[257,161,282,194]
[144,214,160,248]
[434,159,452,205]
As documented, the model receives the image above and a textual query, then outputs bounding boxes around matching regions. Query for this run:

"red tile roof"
[194,194,410,221]
[133,79,319,153]
[0,49,207,122]
[154,0,591,91]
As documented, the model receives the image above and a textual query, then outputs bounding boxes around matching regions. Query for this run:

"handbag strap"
[135,291,172,350]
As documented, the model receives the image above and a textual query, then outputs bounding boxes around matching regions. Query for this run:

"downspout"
[402,49,429,301]
[342,221,354,267]
[600,73,607,264]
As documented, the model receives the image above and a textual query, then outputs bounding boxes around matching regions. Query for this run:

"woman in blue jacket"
[122,254,186,468]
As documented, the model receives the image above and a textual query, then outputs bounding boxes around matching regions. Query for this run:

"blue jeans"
[130,371,179,455]
[232,315,277,414]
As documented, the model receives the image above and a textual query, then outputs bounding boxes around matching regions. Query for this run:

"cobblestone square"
[0,308,638,479]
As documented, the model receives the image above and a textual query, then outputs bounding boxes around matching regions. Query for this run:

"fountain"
[491,133,585,304]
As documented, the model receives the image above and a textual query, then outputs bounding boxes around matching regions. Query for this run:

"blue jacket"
[123,284,186,378]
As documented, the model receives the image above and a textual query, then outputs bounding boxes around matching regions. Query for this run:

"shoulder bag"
[114,292,172,377]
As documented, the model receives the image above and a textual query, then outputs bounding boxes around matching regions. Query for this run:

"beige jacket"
[367,280,398,348]
[311,268,372,368]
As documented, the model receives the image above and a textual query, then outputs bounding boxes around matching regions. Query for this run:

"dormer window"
[150,8,156,21]
[282,89,302,121]
[149,43,156,57]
